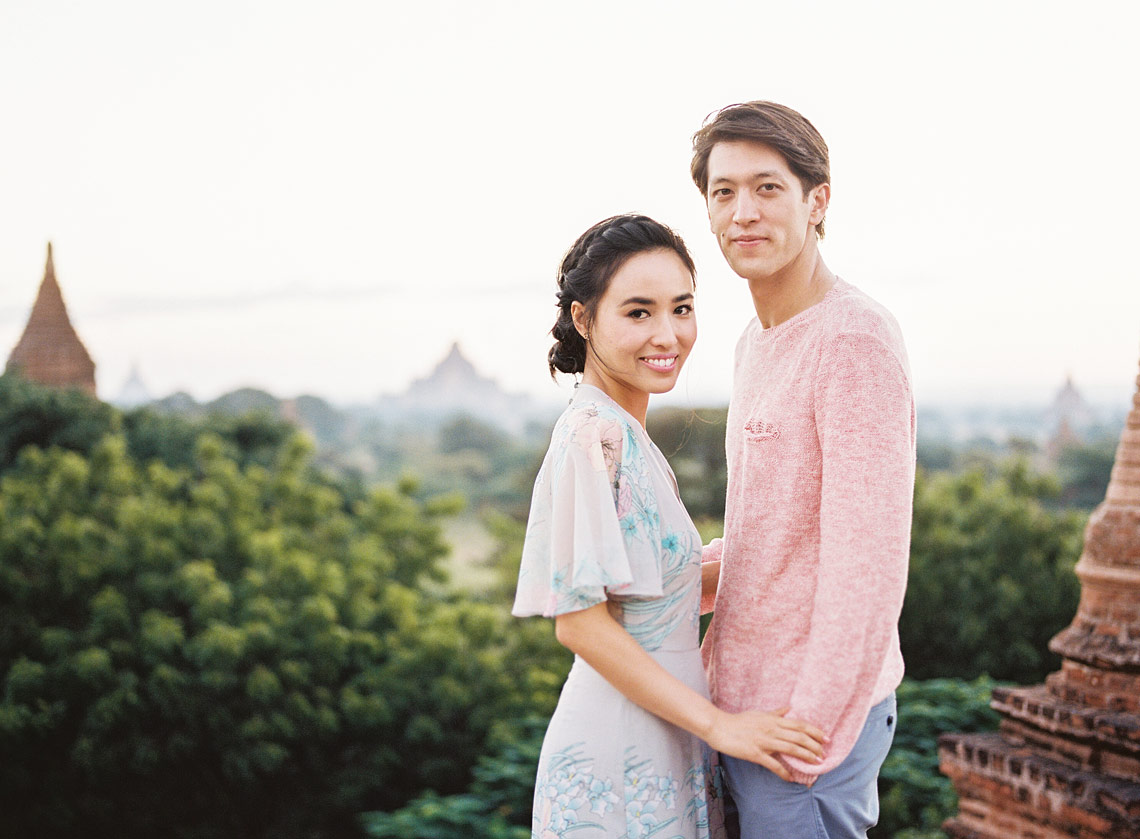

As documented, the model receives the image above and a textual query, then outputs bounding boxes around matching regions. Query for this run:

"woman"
[513,214,825,838]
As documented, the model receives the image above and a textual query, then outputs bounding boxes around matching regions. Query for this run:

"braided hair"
[548,214,695,378]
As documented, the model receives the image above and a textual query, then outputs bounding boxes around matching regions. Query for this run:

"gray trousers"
[721,692,897,839]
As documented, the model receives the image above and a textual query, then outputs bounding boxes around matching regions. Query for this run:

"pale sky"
[1,0,1137,410]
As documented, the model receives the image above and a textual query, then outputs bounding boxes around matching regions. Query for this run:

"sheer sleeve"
[512,402,665,618]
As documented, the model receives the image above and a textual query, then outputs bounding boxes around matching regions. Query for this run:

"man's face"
[705,141,828,283]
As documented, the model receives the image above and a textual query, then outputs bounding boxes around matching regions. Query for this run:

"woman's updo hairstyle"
[548,213,695,378]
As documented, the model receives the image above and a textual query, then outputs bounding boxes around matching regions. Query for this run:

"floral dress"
[513,385,726,839]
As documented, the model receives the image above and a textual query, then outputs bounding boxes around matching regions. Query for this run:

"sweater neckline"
[755,276,849,338]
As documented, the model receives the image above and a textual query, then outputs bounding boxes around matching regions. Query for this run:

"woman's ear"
[571,301,589,340]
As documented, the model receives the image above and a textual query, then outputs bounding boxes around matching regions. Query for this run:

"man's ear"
[808,182,830,227]
[571,301,589,339]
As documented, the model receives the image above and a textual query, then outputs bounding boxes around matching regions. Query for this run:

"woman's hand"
[555,603,826,785]
[703,706,826,782]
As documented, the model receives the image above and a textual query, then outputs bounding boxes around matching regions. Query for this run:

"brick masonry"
[939,355,1140,838]
[5,243,97,395]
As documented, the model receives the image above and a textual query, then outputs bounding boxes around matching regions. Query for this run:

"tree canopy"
[0,381,568,838]
[900,461,1084,683]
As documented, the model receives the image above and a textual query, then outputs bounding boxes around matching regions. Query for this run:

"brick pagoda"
[5,243,97,395]
[939,354,1140,837]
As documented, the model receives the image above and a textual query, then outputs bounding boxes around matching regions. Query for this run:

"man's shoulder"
[819,280,906,351]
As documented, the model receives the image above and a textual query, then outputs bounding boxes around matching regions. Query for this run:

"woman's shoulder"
[560,389,637,439]
[553,391,637,477]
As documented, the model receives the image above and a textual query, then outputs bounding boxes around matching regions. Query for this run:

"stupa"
[5,243,97,396]
[377,341,547,432]
[939,353,1140,837]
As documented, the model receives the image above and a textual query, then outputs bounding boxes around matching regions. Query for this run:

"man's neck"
[749,247,836,329]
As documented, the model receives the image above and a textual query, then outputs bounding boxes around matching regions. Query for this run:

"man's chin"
[728,259,774,283]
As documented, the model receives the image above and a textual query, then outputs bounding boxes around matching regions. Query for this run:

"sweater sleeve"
[700,538,724,615]
[784,330,915,781]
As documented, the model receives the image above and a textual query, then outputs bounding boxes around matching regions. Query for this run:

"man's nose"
[733,191,760,223]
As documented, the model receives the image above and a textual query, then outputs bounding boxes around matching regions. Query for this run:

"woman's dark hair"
[548,214,695,378]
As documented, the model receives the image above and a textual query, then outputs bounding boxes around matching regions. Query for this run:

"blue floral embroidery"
[623,749,680,838]
[520,389,723,838]
[532,745,620,835]
[621,528,701,649]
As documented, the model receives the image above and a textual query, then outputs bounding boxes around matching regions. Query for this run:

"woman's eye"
[675,304,693,315]
[628,309,650,320]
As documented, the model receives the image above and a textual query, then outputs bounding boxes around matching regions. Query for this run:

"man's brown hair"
[691,101,831,238]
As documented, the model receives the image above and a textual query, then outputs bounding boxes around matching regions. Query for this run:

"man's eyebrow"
[710,169,787,185]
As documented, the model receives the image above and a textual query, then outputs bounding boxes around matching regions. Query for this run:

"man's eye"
[760,183,778,192]
[713,188,732,198]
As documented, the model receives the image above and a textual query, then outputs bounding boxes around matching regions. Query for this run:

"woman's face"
[573,248,696,423]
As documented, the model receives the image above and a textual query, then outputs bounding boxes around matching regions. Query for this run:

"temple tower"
[5,243,97,396]
[939,353,1140,837]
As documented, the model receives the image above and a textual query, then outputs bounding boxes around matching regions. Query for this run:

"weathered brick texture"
[5,243,97,395]
[939,356,1140,838]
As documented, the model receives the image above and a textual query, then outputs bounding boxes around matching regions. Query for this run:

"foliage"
[0,417,552,838]
[359,507,568,839]
[361,716,548,839]
[917,431,1117,514]
[901,460,1084,683]
[647,406,729,520]
[1054,439,1116,509]
[121,405,296,473]
[476,508,530,604]
[0,372,118,473]
[0,374,298,480]
[872,677,1000,839]
[2,372,1103,837]
[363,678,998,839]
[365,415,547,520]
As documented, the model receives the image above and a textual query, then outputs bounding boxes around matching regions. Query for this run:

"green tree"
[121,406,295,472]
[1054,439,1117,510]
[381,415,548,519]
[362,677,1000,839]
[0,372,118,473]
[901,460,1084,683]
[871,678,1000,839]
[0,426,551,837]
[361,716,547,839]
[646,406,728,519]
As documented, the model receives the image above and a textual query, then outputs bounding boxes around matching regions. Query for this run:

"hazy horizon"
[3,1,1138,411]
[77,338,1134,416]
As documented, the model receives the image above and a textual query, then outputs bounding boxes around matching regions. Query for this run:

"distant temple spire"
[114,362,152,408]
[5,242,97,396]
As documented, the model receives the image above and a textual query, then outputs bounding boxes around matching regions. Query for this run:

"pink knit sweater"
[701,278,915,784]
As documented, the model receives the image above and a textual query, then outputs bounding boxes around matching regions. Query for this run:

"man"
[692,101,916,838]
